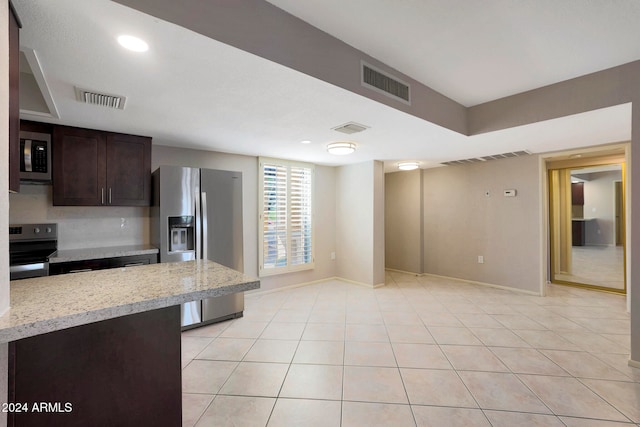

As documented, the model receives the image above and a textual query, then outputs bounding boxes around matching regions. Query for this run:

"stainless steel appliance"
[151,166,244,329]
[9,223,58,280]
[19,131,52,183]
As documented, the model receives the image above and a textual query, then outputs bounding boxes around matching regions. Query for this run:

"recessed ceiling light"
[398,162,420,171]
[300,140,312,144]
[117,35,149,52]
[327,142,356,155]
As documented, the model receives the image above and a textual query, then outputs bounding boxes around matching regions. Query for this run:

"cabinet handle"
[124,262,145,267]
[101,188,105,205]
[109,188,112,204]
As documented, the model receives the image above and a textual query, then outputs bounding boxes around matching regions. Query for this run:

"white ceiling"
[12,0,637,171]
[267,0,640,107]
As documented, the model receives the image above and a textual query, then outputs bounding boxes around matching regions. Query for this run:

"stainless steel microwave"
[19,131,52,183]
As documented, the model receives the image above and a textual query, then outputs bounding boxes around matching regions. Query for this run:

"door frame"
[544,147,628,294]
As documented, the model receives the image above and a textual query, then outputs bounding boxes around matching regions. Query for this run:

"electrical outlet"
[478,255,484,264]
[330,252,336,260]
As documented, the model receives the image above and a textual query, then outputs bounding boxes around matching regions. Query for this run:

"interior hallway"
[181,271,637,426]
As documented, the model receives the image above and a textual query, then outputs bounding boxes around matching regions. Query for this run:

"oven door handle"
[10,263,45,273]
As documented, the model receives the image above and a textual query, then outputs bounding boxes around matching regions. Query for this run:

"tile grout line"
[182,276,635,426]
[384,273,419,427]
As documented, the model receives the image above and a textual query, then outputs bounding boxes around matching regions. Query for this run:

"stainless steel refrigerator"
[151,165,244,329]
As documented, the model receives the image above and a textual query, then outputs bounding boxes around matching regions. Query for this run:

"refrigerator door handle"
[195,190,201,260]
[201,192,208,261]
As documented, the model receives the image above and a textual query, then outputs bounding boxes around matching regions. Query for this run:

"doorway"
[548,154,626,294]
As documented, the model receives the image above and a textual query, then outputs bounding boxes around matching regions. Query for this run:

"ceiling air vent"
[442,150,531,166]
[75,87,127,110]
[362,61,410,105]
[332,121,369,135]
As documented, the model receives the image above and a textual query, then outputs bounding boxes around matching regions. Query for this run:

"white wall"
[421,155,543,294]
[583,170,622,246]
[9,185,149,250]
[335,160,385,287]
[385,169,422,274]
[9,144,339,292]
[152,145,337,291]
[372,160,385,285]
[383,155,543,294]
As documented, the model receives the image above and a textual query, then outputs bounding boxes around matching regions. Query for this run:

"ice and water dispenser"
[168,216,195,253]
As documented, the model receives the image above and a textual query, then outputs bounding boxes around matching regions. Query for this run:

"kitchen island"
[1,260,259,426]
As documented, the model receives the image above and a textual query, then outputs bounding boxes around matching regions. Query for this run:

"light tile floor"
[556,245,625,290]
[182,271,639,426]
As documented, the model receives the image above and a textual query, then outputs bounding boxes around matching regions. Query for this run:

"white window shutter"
[259,158,314,275]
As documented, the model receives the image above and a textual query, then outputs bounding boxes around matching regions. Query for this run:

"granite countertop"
[50,244,159,263]
[0,260,259,343]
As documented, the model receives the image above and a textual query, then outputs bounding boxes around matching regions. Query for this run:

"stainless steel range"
[9,223,58,280]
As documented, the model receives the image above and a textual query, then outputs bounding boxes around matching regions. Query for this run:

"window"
[259,158,314,276]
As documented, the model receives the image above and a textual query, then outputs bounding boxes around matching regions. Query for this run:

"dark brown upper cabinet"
[53,126,151,206]
[8,2,21,193]
[105,133,152,206]
[571,182,584,206]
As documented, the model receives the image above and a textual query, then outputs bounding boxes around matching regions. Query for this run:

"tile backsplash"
[9,184,150,250]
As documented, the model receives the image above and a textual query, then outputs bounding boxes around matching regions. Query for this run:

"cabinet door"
[571,182,584,206]
[109,254,158,268]
[8,4,21,192]
[49,259,110,275]
[106,134,151,206]
[52,126,106,205]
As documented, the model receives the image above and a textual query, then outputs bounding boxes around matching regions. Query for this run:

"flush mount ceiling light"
[300,140,312,144]
[398,162,420,171]
[327,142,356,155]
[117,35,149,52]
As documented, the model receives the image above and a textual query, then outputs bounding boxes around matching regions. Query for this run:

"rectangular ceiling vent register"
[361,61,410,105]
[442,150,531,166]
[75,87,127,110]
[332,121,369,135]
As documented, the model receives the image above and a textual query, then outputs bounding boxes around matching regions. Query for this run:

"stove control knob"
[46,227,52,233]
[33,227,40,234]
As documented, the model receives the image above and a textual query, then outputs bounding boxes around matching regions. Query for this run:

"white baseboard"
[628,359,640,370]
[248,271,542,297]
[386,268,422,276]
[338,277,385,289]
[247,275,386,296]
[391,270,542,296]
[246,277,341,297]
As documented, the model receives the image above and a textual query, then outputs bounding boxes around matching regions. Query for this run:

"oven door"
[9,242,56,280]
[10,262,49,280]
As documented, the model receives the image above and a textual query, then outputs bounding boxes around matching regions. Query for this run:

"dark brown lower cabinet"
[8,306,181,427]
[572,220,585,246]
[49,253,158,275]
